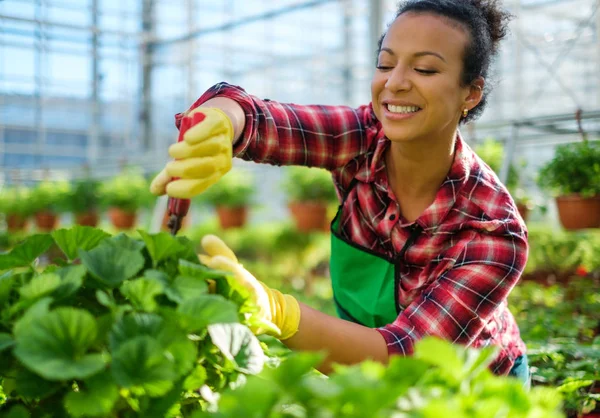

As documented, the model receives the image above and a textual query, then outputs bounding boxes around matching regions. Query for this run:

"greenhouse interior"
[0,0,599,416]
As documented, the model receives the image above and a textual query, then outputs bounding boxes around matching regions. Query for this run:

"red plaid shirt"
[183,82,529,376]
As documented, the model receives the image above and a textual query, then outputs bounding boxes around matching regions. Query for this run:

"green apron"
[329,180,422,328]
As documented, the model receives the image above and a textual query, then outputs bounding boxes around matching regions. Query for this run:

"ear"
[464,77,485,111]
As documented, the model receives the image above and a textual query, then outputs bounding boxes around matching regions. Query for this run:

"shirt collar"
[418,132,472,233]
[356,131,473,234]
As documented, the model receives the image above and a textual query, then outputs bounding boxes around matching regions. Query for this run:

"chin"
[382,126,417,142]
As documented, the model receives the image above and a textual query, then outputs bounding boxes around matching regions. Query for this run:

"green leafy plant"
[28,181,72,214]
[67,178,101,214]
[201,337,565,418]
[0,187,35,217]
[528,339,600,417]
[538,140,600,197]
[99,169,154,213]
[0,226,267,417]
[199,169,255,208]
[281,166,338,203]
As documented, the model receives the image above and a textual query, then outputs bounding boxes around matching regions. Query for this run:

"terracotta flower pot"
[216,206,248,229]
[6,214,28,232]
[35,211,59,231]
[555,194,600,230]
[108,207,137,230]
[75,211,99,227]
[289,201,328,233]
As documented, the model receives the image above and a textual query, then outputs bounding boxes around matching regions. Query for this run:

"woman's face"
[371,13,482,144]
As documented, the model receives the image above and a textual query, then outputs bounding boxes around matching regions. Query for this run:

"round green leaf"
[111,336,175,397]
[207,323,265,375]
[63,371,119,417]
[177,295,239,333]
[3,404,30,418]
[0,332,15,352]
[173,275,209,301]
[53,265,86,300]
[15,367,61,399]
[79,245,144,287]
[14,307,106,380]
[120,278,164,312]
[109,313,163,352]
[19,273,61,301]
[137,230,186,267]
[0,234,54,270]
[183,365,207,391]
[51,226,110,261]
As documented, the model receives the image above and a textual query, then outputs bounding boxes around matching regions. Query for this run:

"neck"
[385,131,457,200]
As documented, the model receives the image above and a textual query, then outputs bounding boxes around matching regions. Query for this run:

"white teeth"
[387,104,420,114]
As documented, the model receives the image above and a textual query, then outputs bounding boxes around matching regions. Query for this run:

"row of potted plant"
[1,166,339,234]
[196,166,338,232]
[0,169,154,232]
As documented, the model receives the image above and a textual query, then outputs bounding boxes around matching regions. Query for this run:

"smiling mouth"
[386,104,422,114]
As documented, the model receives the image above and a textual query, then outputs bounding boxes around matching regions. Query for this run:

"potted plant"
[100,169,154,229]
[538,140,600,230]
[29,180,72,231]
[0,186,34,232]
[282,166,338,232]
[198,169,255,229]
[67,178,102,227]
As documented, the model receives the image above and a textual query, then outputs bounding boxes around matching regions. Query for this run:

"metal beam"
[150,0,338,47]
[0,13,139,37]
[140,0,154,151]
[369,0,385,66]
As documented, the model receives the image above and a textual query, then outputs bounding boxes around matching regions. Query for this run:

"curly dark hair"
[377,0,513,123]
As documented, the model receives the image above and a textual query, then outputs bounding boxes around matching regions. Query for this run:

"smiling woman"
[150,0,530,386]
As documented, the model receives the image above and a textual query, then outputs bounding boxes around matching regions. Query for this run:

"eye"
[415,68,437,75]
[376,65,394,71]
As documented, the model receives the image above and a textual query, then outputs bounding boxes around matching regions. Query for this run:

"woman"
[151,0,530,385]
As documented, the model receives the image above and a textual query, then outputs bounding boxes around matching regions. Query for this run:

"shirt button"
[389,214,396,221]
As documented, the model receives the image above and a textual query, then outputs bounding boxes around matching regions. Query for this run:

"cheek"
[370,78,382,118]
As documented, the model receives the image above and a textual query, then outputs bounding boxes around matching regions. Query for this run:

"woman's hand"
[198,235,301,340]
[150,107,234,199]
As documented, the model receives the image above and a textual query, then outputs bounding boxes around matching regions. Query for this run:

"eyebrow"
[380,47,447,63]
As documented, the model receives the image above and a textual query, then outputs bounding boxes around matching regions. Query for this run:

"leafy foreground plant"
[198,338,565,418]
[0,227,567,418]
[0,226,268,417]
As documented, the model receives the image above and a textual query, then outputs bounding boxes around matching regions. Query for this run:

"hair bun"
[469,0,513,52]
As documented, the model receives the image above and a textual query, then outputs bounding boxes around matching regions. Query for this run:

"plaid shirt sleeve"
[182,82,376,170]
[377,228,528,356]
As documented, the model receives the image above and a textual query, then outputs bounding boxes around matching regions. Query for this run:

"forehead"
[381,12,469,58]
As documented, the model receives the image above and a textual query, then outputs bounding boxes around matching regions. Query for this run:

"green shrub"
[526,225,600,274]
[29,180,72,214]
[199,169,255,208]
[99,169,154,213]
[0,187,35,217]
[0,226,267,417]
[281,166,338,203]
[538,140,600,197]
[203,337,564,418]
[66,178,101,214]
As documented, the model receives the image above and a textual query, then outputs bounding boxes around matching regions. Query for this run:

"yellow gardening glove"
[150,107,234,199]
[199,235,301,341]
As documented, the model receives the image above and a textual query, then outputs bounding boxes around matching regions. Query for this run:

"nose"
[384,66,412,92]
